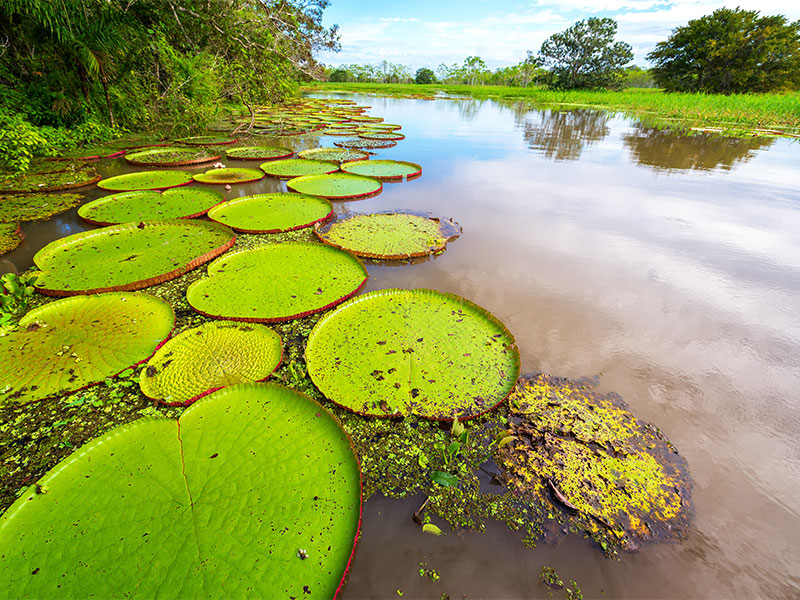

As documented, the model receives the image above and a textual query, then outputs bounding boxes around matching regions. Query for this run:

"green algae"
[0,192,85,223]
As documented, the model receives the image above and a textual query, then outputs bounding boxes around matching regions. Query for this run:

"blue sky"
[318,0,800,70]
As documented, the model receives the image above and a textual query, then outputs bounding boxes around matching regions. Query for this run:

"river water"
[4,94,800,598]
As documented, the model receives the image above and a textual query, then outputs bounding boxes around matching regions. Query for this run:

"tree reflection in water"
[517,107,611,160]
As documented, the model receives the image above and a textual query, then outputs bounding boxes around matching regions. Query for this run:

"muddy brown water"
[3,94,799,598]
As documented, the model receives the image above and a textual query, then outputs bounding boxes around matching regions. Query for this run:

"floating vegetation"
[192,167,264,185]
[496,374,693,550]
[0,293,173,406]
[77,188,224,225]
[187,242,367,322]
[0,168,100,194]
[97,170,194,191]
[34,220,235,296]
[287,173,382,200]
[175,135,238,146]
[297,147,370,164]
[140,321,283,405]
[334,138,398,150]
[207,192,332,233]
[305,288,520,420]
[124,147,221,167]
[47,146,125,160]
[0,192,85,223]
[0,222,23,255]
[260,158,339,179]
[340,159,422,181]
[225,146,294,161]
[315,213,459,259]
[359,131,406,141]
[23,160,91,175]
[0,383,362,599]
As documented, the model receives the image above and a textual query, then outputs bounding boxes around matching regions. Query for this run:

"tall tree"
[538,17,632,89]
[647,8,800,93]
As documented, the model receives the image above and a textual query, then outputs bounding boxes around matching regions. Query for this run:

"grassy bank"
[302,82,800,131]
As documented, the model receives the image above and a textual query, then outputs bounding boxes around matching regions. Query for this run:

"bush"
[0,111,49,172]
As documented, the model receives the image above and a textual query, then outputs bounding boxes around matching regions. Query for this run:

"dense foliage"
[647,8,800,93]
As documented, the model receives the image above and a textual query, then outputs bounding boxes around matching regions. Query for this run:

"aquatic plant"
[225,146,294,160]
[0,383,362,599]
[192,167,264,184]
[0,292,174,405]
[0,168,100,193]
[359,132,405,141]
[77,188,224,225]
[97,170,194,191]
[207,192,333,233]
[0,192,85,223]
[260,158,340,179]
[124,147,220,167]
[297,147,370,164]
[287,173,383,200]
[48,147,125,160]
[340,160,422,181]
[174,135,238,146]
[0,223,23,255]
[305,288,520,420]
[334,139,398,150]
[0,271,37,327]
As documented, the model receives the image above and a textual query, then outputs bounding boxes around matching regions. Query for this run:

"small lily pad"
[193,167,264,185]
[0,222,23,255]
[334,138,398,150]
[125,147,221,166]
[260,158,339,179]
[340,160,422,181]
[297,147,369,164]
[359,132,405,141]
[207,193,332,233]
[225,146,294,160]
[0,193,85,223]
[287,173,382,200]
[78,188,224,225]
[175,135,238,146]
[0,168,100,194]
[97,170,194,191]
[140,321,283,405]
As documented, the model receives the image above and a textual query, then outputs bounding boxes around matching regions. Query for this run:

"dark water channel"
[4,94,800,598]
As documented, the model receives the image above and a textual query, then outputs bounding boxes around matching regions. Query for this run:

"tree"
[646,8,800,93]
[415,68,436,84]
[461,56,489,85]
[538,17,632,89]
[329,68,349,82]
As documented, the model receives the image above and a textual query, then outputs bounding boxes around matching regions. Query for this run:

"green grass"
[302,82,800,131]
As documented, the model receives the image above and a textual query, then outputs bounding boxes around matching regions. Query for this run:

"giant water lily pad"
[359,132,405,141]
[287,173,382,200]
[305,288,520,420]
[49,146,125,160]
[78,188,224,225]
[315,213,458,259]
[97,170,194,191]
[208,193,332,233]
[140,321,282,404]
[495,374,693,550]
[225,146,293,160]
[334,138,397,150]
[187,242,367,322]
[0,293,174,405]
[175,135,238,146]
[193,167,264,185]
[125,147,220,167]
[297,147,369,164]
[0,193,84,223]
[0,383,362,598]
[260,158,339,179]
[34,220,235,296]
[0,168,100,194]
[340,159,421,181]
[0,222,23,255]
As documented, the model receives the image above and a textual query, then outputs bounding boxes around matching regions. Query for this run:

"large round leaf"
[0,168,100,194]
[78,188,224,225]
[0,192,84,223]
[187,242,367,322]
[297,147,369,164]
[334,139,397,150]
[287,173,382,200]
[0,383,362,599]
[34,220,235,296]
[207,192,333,233]
[192,167,264,185]
[359,132,405,141]
[97,171,194,191]
[340,160,422,181]
[125,147,220,167]
[305,288,520,420]
[140,321,283,405]
[225,146,293,160]
[260,158,339,179]
[174,134,238,146]
[0,292,174,406]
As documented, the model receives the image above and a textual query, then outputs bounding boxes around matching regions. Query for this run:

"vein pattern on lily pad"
[207,192,332,233]
[78,188,224,225]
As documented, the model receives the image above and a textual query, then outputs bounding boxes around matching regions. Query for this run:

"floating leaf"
[422,524,445,536]
[192,167,264,185]
[140,321,282,405]
[430,471,460,488]
[48,146,125,160]
[97,170,194,191]
[0,292,174,405]
[187,242,367,322]
[340,160,421,181]
[305,289,520,420]
[0,222,23,255]
[125,147,220,167]
[0,192,84,223]
[78,188,224,225]
[297,147,369,164]
[334,139,397,150]
[315,213,459,259]
[225,146,294,160]
[0,383,362,598]
[287,173,382,200]
[260,158,339,179]
[0,168,100,194]
[34,220,235,296]
[359,132,405,141]
[174,135,238,146]
[207,192,332,233]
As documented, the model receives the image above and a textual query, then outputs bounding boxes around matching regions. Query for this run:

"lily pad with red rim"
[0,383,362,599]
[0,193,85,223]
[359,132,405,141]
[207,193,332,233]
[0,168,100,194]
[187,242,367,322]
[174,135,238,146]
[305,288,520,420]
[47,146,126,160]
[0,222,23,254]
[192,167,264,185]
[0,292,174,405]
[125,147,221,167]
[340,159,422,181]
[260,158,339,179]
[34,220,235,296]
[287,173,382,200]
[334,139,397,150]
[225,146,294,160]
[77,188,224,225]
[97,170,194,191]
[297,147,370,164]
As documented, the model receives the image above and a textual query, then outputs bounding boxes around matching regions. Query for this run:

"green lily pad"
[34,220,235,296]
[192,167,264,185]
[48,146,126,160]
[297,147,369,164]
[77,188,224,225]
[140,321,282,405]
[0,292,174,405]
[0,222,23,255]
[315,213,458,259]
[260,158,339,179]
[287,173,382,200]
[334,138,398,150]
[0,383,362,598]
[187,242,367,322]
[225,146,294,160]
[0,168,100,194]
[305,288,520,420]
[0,193,85,223]
[24,160,91,175]
[359,132,405,140]
[340,160,422,181]
[322,129,360,137]
[207,193,332,233]
[174,135,238,146]
[125,147,221,167]
[97,170,194,192]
